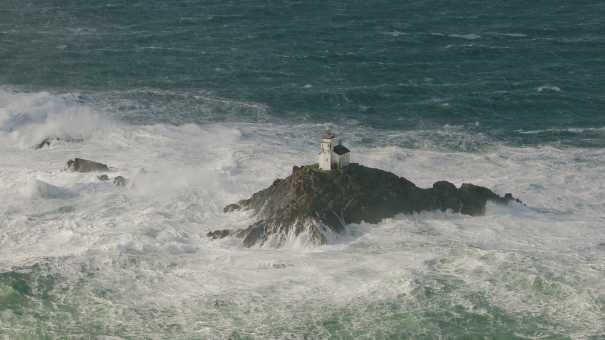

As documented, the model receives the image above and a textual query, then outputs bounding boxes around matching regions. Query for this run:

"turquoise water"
[1,1,605,339]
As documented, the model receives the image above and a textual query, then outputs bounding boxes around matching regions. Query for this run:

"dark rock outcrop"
[223,204,241,213]
[35,138,54,149]
[35,137,83,149]
[66,158,109,172]
[97,174,129,187]
[209,163,522,247]
[113,176,128,187]
[207,229,233,240]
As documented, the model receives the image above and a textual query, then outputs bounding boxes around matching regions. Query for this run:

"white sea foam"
[0,88,115,149]
[0,89,604,338]
[537,85,561,92]
[22,179,78,199]
[449,33,481,40]
[487,32,528,38]
[516,126,605,135]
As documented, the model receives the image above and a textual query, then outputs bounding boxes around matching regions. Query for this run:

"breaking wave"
[1,89,604,338]
[0,88,114,149]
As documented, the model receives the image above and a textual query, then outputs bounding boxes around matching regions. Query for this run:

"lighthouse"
[318,129,350,170]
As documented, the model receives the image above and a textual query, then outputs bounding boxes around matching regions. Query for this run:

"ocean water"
[1,1,604,339]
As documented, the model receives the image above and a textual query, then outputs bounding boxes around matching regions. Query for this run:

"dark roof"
[333,144,350,155]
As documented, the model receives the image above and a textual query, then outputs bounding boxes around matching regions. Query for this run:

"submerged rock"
[35,138,54,149]
[209,163,522,247]
[35,137,84,149]
[207,229,233,240]
[97,174,129,187]
[223,203,241,213]
[66,158,109,172]
[113,176,128,187]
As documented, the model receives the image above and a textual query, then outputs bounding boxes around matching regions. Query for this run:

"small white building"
[318,129,351,170]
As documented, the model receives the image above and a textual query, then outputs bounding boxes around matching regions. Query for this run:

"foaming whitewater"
[1,90,604,338]
[0,88,114,149]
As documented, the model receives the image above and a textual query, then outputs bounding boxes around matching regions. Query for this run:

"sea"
[1,0,604,338]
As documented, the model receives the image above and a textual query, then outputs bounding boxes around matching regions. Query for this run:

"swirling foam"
[0,88,114,149]
[0,90,604,338]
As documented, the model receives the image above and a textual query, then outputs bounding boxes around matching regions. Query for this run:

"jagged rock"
[223,204,241,213]
[35,137,84,149]
[458,183,503,215]
[505,193,523,204]
[207,229,234,239]
[66,158,109,172]
[113,176,128,187]
[209,163,522,247]
[36,138,54,149]
[97,174,128,187]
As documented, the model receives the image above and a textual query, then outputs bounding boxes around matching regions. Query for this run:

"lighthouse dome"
[323,129,335,139]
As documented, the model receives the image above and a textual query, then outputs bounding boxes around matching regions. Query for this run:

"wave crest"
[0,88,114,148]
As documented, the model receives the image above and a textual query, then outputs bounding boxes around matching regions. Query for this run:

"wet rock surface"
[112,176,128,187]
[209,163,522,247]
[66,158,109,172]
[97,174,110,181]
[97,174,129,187]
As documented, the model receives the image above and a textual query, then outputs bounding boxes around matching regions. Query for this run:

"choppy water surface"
[1,0,604,338]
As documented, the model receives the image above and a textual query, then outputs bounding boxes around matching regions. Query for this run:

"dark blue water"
[2,0,604,146]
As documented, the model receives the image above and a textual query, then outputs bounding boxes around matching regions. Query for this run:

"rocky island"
[209,163,521,247]
[209,130,522,247]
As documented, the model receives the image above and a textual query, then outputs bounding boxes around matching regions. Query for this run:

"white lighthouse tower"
[318,129,350,170]
[318,129,335,170]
